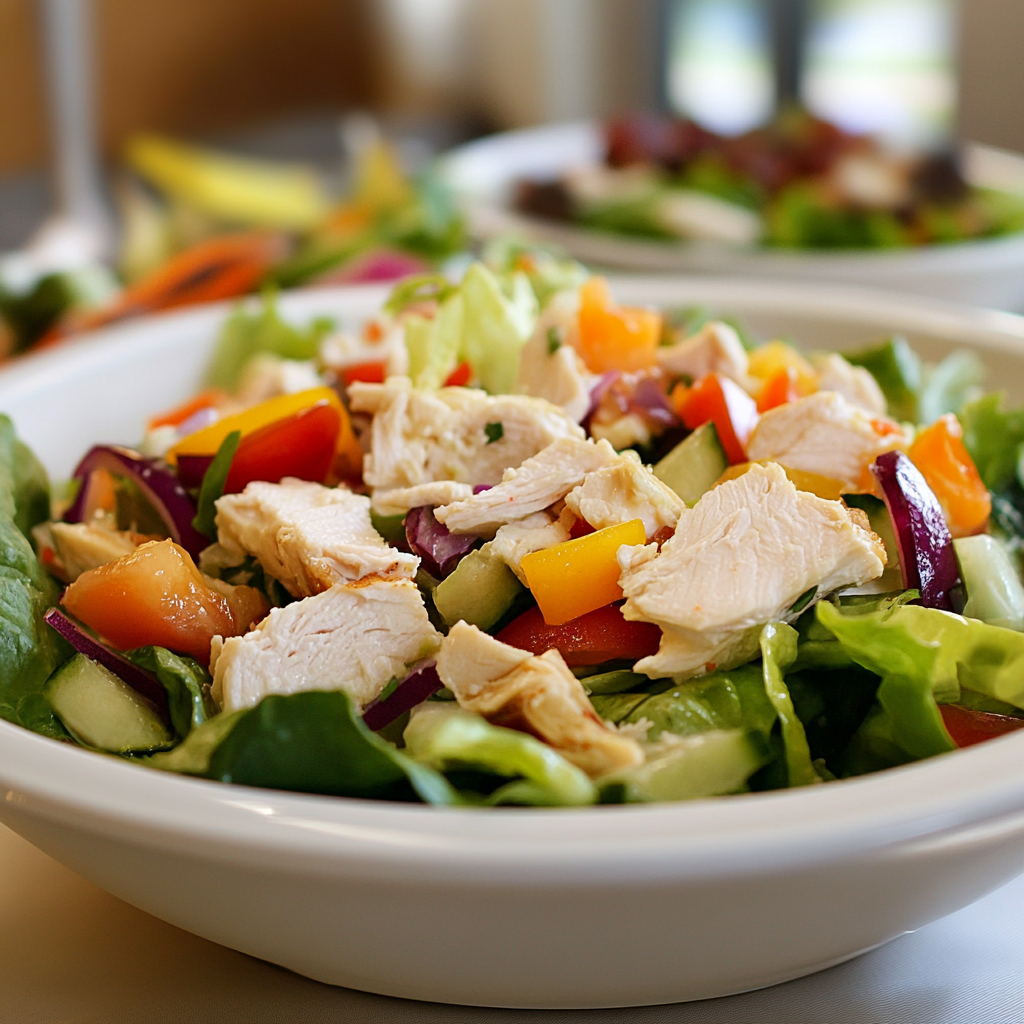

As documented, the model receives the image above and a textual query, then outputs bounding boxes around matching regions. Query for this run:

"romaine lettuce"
[124,646,217,739]
[959,392,1024,492]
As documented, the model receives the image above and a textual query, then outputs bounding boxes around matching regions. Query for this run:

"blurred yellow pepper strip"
[748,340,817,392]
[166,387,358,467]
[520,519,647,626]
[127,135,329,231]
[718,461,845,501]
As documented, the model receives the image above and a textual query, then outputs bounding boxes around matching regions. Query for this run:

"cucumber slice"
[433,542,524,631]
[653,422,728,506]
[601,729,771,803]
[955,534,1024,631]
[44,653,175,753]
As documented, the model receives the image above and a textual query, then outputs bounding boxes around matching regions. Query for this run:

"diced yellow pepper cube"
[520,518,647,626]
[748,340,817,393]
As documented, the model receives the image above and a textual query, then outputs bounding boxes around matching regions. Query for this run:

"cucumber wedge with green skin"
[654,422,728,506]
[44,654,174,753]
[955,534,1024,631]
[601,729,771,803]
[433,542,524,630]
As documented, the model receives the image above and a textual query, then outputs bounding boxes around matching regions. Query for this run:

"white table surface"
[0,821,1021,1024]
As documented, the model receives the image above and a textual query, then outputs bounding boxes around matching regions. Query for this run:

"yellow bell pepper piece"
[717,461,845,501]
[577,277,662,374]
[520,519,647,626]
[748,340,817,394]
[126,135,329,231]
[166,387,358,467]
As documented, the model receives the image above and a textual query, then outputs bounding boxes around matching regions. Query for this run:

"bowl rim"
[440,119,1024,267]
[4,279,1024,883]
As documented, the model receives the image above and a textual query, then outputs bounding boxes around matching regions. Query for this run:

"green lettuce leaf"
[404,291,463,390]
[844,335,922,422]
[759,623,819,787]
[123,646,217,739]
[0,418,68,729]
[918,350,986,424]
[147,690,456,804]
[959,392,1024,492]
[204,292,333,391]
[403,703,595,806]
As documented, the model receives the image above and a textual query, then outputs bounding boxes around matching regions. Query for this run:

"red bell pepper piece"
[939,704,1024,748]
[496,602,661,667]
[342,361,387,387]
[680,374,759,464]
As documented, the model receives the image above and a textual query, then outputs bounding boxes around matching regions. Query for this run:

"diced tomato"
[223,402,341,494]
[908,414,991,537]
[496,602,662,667]
[342,361,387,387]
[577,277,662,374]
[756,366,803,413]
[939,704,1024,748]
[444,361,473,387]
[148,389,226,430]
[61,539,265,664]
[680,373,759,464]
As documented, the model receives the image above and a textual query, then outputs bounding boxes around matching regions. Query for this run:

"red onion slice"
[64,445,208,559]
[582,370,621,431]
[871,450,961,611]
[361,662,443,732]
[630,377,679,428]
[44,608,169,717]
[405,506,476,579]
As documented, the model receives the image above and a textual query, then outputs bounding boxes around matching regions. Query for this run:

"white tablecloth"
[0,822,1020,1024]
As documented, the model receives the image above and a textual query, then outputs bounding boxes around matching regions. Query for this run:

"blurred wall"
[0,0,373,175]
[959,0,1024,152]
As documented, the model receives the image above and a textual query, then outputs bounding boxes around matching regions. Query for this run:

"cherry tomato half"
[939,704,1024,749]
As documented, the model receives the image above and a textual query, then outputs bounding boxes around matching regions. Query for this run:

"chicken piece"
[657,321,752,389]
[746,391,906,493]
[230,355,323,410]
[618,463,885,680]
[348,377,584,515]
[516,292,593,422]
[490,510,573,583]
[590,411,652,451]
[369,482,474,518]
[565,450,685,540]
[434,437,618,536]
[214,478,417,598]
[211,577,440,713]
[36,521,142,583]
[811,353,887,415]
[437,621,643,777]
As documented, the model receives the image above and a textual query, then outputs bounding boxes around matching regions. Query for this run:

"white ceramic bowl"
[3,282,1024,1010]
[441,121,1024,311]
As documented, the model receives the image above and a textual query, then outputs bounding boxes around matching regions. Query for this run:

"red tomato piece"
[224,402,341,494]
[496,602,661,667]
[342,361,387,387]
[444,361,473,387]
[680,374,759,464]
[939,704,1024,748]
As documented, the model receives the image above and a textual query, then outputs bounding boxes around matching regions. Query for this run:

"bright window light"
[666,0,774,136]
[803,0,956,148]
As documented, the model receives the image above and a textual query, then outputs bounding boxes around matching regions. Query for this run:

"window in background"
[803,0,956,148]
[665,0,773,135]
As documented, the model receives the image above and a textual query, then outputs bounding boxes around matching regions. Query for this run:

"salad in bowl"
[5,248,1024,810]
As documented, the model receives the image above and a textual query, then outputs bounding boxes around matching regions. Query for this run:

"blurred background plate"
[442,121,1024,310]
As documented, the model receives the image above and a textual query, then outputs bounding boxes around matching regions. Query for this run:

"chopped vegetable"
[432,544,524,631]
[361,663,443,733]
[576,277,661,374]
[404,506,475,580]
[871,450,961,611]
[496,602,661,667]
[64,445,208,559]
[192,431,241,539]
[61,539,256,664]
[939,703,1024,748]
[908,413,990,537]
[958,392,1024,492]
[678,373,759,464]
[520,519,647,626]
[653,422,729,506]
[954,535,1024,631]
[845,335,921,422]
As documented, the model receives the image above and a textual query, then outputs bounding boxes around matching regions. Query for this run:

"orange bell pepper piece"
[341,360,387,387]
[577,277,662,373]
[520,519,647,626]
[62,540,267,664]
[908,414,991,537]
[443,360,473,387]
[757,366,803,412]
[679,373,759,464]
